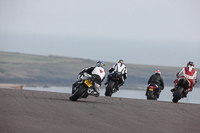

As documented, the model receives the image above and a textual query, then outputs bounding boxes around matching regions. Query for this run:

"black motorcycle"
[146,83,160,100]
[69,73,99,101]
[105,72,122,96]
[172,78,190,103]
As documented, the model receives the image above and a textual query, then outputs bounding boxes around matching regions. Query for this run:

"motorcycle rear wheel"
[147,91,157,100]
[105,81,115,96]
[69,84,88,101]
[172,87,184,103]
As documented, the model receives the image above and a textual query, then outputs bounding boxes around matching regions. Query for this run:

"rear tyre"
[172,87,184,103]
[69,84,88,101]
[105,81,115,96]
[147,91,157,100]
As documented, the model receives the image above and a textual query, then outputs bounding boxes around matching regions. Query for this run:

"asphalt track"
[1,88,200,133]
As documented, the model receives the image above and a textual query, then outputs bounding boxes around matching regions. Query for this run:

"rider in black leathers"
[146,70,164,98]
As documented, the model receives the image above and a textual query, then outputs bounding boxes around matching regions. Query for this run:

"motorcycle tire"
[105,81,115,96]
[69,84,88,101]
[147,91,157,100]
[172,87,184,103]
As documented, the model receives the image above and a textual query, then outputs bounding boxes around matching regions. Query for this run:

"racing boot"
[93,91,99,97]
[183,89,190,98]
[104,81,108,85]
[170,88,175,92]
[145,86,149,96]
[116,82,124,91]
[171,85,178,92]
[115,85,119,91]
[157,89,161,98]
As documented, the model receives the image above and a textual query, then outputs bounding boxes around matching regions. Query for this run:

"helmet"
[118,59,124,64]
[187,61,194,67]
[155,70,161,75]
[96,61,105,67]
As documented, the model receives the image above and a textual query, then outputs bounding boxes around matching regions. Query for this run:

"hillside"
[0,52,199,88]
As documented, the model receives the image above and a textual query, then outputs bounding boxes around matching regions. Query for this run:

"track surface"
[1,88,200,133]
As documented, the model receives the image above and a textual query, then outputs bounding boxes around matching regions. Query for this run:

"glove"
[109,68,114,73]
[79,70,85,75]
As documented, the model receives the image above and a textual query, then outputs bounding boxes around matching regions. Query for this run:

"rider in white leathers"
[104,59,127,90]
[72,61,105,96]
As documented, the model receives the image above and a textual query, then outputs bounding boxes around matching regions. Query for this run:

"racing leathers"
[146,73,164,97]
[172,66,197,95]
[73,66,105,96]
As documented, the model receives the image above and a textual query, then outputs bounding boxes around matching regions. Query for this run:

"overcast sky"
[0,0,200,68]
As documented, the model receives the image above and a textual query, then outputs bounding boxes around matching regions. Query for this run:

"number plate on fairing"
[84,79,92,87]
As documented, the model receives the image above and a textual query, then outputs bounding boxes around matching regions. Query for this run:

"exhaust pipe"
[87,89,92,94]
[87,89,94,95]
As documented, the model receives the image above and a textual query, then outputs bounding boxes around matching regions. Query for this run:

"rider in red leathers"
[171,61,197,97]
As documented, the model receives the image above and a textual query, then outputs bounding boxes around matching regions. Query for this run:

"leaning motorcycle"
[146,83,160,100]
[105,72,122,96]
[172,78,190,103]
[69,73,99,101]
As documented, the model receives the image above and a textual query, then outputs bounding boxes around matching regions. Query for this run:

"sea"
[25,86,200,105]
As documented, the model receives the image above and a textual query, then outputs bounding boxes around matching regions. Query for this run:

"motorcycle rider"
[146,70,164,98]
[72,61,106,97]
[104,59,127,90]
[171,61,197,97]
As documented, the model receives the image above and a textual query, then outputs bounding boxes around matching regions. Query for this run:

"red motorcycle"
[172,78,190,103]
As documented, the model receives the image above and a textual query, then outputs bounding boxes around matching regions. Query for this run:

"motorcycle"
[69,73,99,101]
[172,78,190,103]
[105,72,123,96]
[146,83,160,100]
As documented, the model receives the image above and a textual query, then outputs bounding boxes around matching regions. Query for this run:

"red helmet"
[187,61,194,67]
[155,70,161,75]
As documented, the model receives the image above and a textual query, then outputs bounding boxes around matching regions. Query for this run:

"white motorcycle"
[69,73,100,101]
